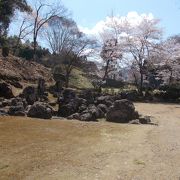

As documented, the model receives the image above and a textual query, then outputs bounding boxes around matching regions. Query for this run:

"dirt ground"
[0,103,180,180]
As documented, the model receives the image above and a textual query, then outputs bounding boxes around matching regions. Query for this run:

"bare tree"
[45,16,78,54]
[31,0,67,61]
[62,34,96,88]
[46,16,96,87]
[13,16,33,55]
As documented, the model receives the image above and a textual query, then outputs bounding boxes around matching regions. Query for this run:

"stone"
[58,103,78,117]
[0,82,14,99]
[80,112,96,122]
[78,89,95,104]
[129,119,140,124]
[67,113,80,120]
[11,97,27,108]
[27,102,52,119]
[2,99,11,107]
[49,101,57,107]
[139,116,151,124]
[8,80,23,89]
[58,97,86,117]
[97,104,108,114]
[21,86,38,105]
[0,109,8,116]
[78,104,88,113]
[88,104,104,119]
[96,96,113,107]
[106,99,139,123]
[37,78,46,96]
[8,105,25,116]
[62,88,76,102]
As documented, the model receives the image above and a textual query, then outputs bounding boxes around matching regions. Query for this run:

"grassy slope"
[69,68,93,89]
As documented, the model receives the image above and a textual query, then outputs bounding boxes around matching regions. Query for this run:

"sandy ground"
[0,103,180,180]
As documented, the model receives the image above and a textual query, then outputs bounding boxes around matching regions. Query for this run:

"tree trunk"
[169,70,173,86]
[33,37,37,61]
[13,38,21,55]
[139,69,143,95]
[65,70,71,88]
[102,60,110,81]
[133,72,139,90]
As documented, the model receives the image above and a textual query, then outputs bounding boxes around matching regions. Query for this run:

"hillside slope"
[69,68,93,89]
[0,53,54,84]
[0,53,93,90]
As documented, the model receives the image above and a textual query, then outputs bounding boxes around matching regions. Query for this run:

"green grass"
[133,159,146,166]
[69,68,93,89]
[102,85,138,95]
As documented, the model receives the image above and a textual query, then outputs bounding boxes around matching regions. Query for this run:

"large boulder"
[97,104,108,114]
[0,109,8,116]
[106,99,139,123]
[87,104,104,119]
[1,99,11,107]
[62,88,76,102]
[27,102,52,119]
[78,89,96,104]
[21,86,38,105]
[58,97,87,117]
[8,105,26,116]
[96,96,113,107]
[79,104,104,122]
[0,82,14,99]
[58,103,77,117]
[67,113,81,120]
[37,78,46,96]
[58,99,79,117]
[80,112,96,122]
[11,97,27,109]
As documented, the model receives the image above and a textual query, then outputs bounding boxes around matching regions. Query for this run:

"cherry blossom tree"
[103,15,163,93]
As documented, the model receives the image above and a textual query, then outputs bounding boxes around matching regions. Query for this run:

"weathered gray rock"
[106,99,139,123]
[1,99,11,107]
[0,82,14,99]
[88,104,104,119]
[97,104,108,114]
[62,88,76,102]
[96,96,113,107]
[0,109,8,116]
[11,97,27,108]
[27,102,52,119]
[58,97,86,117]
[139,116,151,124]
[78,89,95,104]
[79,104,104,122]
[49,101,57,107]
[8,105,26,116]
[37,78,46,96]
[129,119,140,124]
[67,113,81,120]
[78,104,88,113]
[21,86,38,105]
[80,112,96,122]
